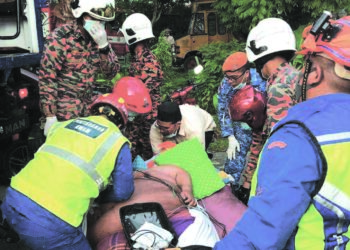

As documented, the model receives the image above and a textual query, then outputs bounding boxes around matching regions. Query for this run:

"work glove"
[226,135,240,160]
[84,20,108,49]
[44,116,57,136]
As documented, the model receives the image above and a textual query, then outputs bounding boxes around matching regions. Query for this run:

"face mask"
[234,82,246,90]
[164,131,178,138]
[83,19,105,33]
[233,73,247,90]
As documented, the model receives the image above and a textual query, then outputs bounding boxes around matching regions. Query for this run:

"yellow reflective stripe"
[316,132,350,143]
[91,132,123,166]
[40,132,121,191]
[41,145,104,190]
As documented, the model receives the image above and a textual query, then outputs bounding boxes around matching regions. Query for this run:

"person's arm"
[217,78,235,137]
[38,33,64,117]
[156,165,196,207]
[98,143,134,203]
[131,49,163,116]
[239,130,264,189]
[99,45,121,80]
[265,83,295,134]
[174,167,196,207]
[236,69,267,191]
[150,122,164,155]
[145,166,196,206]
[214,124,323,249]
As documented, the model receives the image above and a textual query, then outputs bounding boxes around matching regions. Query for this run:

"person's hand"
[180,190,197,207]
[158,141,177,152]
[84,20,108,48]
[227,135,240,160]
[44,116,57,136]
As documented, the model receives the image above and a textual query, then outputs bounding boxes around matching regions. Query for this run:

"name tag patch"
[66,119,107,138]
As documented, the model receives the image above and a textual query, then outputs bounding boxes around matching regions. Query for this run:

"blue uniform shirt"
[217,68,266,180]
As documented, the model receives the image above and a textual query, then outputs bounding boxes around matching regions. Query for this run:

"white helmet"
[245,18,296,63]
[70,0,115,22]
[120,13,155,45]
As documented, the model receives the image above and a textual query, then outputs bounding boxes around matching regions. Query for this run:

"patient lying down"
[87,165,197,247]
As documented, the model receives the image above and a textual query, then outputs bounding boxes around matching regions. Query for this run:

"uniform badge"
[267,141,287,149]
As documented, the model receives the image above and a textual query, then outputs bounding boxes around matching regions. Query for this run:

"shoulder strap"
[270,120,328,198]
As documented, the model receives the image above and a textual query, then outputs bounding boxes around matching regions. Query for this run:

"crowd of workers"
[0,0,349,248]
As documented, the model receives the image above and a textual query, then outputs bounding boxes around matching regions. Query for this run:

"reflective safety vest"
[251,121,350,249]
[11,116,129,227]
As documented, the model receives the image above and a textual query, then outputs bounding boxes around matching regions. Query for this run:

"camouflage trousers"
[124,115,155,161]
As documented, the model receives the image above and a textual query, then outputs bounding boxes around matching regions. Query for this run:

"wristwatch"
[99,45,110,55]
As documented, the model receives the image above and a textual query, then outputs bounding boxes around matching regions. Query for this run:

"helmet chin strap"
[301,53,323,101]
[301,54,313,101]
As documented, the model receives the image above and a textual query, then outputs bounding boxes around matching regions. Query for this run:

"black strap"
[270,120,328,198]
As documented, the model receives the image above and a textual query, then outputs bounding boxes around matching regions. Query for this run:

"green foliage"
[115,0,190,26]
[193,40,246,113]
[291,24,309,70]
[152,31,173,73]
[208,115,228,152]
[151,31,190,100]
[214,0,349,39]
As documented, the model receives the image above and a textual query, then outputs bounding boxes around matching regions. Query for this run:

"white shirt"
[150,104,216,154]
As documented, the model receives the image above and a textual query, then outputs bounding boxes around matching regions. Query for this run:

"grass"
[208,115,228,152]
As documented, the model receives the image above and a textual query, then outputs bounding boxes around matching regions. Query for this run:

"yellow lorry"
[175,0,234,70]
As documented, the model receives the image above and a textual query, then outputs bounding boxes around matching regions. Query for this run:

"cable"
[135,170,188,205]
[135,170,227,237]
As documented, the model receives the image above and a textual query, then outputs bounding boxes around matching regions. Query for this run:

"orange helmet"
[229,85,267,131]
[89,92,128,126]
[298,16,350,69]
[222,52,249,72]
[113,76,152,114]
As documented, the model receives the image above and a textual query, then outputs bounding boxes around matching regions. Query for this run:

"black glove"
[233,186,250,205]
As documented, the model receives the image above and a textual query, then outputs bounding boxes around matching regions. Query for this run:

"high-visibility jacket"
[250,94,350,249]
[11,116,129,227]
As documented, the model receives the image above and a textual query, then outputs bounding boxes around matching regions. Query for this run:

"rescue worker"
[228,85,267,131]
[150,101,216,157]
[235,17,302,204]
[0,77,152,250]
[217,52,265,186]
[39,0,120,136]
[120,13,164,160]
[215,14,350,249]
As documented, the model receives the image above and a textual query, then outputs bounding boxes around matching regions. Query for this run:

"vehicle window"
[197,3,214,11]
[193,13,205,34]
[218,17,226,35]
[208,12,216,36]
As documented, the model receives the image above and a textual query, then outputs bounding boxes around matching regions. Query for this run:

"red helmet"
[229,85,267,131]
[222,52,249,72]
[89,92,128,126]
[113,76,152,114]
[298,16,350,69]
